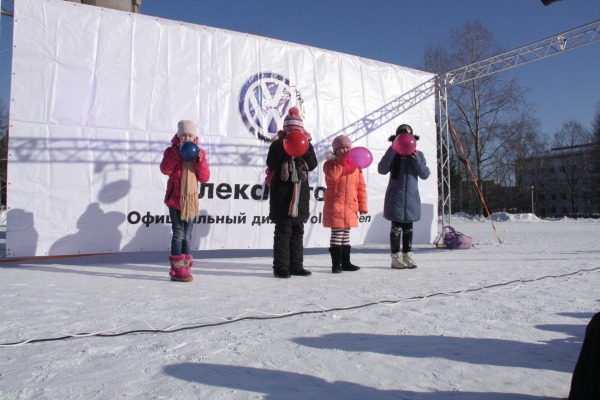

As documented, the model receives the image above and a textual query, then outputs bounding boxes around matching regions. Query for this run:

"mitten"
[265,167,274,187]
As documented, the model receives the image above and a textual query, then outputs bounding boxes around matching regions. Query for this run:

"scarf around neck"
[180,160,199,221]
[281,158,308,217]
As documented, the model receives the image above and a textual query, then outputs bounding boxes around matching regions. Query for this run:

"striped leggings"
[330,228,351,247]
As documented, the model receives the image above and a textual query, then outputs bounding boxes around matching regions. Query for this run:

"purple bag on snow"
[443,226,473,249]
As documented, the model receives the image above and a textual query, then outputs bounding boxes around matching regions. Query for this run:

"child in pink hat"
[322,135,368,273]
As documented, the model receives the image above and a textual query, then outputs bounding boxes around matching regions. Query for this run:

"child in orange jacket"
[322,135,368,273]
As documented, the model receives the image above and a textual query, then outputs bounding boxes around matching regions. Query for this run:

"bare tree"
[592,101,600,179]
[552,120,594,214]
[423,20,542,215]
[591,102,600,214]
[553,120,593,149]
[592,101,600,143]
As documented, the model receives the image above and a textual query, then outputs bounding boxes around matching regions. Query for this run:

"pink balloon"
[347,147,373,169]
[392,134,417,156]
[283,132,309,157]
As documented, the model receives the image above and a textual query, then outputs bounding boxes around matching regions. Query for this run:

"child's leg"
[390,221,402,254]
[401,222,417,269]
[330,228,345,247]
[169,207,184,255]
[340,228,359,271]
[390,221,406,269]
[181,219,193,255]
[341,228,350,246]
[329,228,346,273]
[273,220,292,278]
[289,220,310,275]
[401,222,413,253]
[168,208,193,282]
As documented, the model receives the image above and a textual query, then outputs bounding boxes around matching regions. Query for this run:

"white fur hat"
[177,120,198,137]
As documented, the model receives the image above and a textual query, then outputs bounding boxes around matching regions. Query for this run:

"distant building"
[64,0,141,13]
[516,143,600,218]
[452,178,518,216]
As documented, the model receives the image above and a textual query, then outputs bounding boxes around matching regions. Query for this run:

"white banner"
[7,0,437,257]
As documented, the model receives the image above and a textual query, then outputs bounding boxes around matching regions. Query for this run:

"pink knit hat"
[332,135,352,153]
[283,107,304,128]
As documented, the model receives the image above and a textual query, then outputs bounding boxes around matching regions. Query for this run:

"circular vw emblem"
[239,72,301,142]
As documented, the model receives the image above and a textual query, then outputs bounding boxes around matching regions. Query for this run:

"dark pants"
[273,218,305,273]
[569,312,600,400]
[390,221,413,253]
[169,207,193,255]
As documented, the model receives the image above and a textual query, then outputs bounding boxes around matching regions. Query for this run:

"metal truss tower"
[436,18,600,235]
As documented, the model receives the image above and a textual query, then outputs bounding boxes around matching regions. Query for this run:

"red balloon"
[283,132,309,157]
[347,147,373,169]
[392,134,417,156]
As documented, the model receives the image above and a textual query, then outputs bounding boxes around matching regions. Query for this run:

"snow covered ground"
[1,213,599,399]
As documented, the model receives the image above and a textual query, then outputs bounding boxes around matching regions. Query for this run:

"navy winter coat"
[378,147,430,222]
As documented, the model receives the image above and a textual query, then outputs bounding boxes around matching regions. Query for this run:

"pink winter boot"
[184,254,194,270]
[169,255,193,282]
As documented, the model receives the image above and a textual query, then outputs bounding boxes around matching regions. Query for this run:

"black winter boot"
[290,268,312,276]
[273,268,291,279]
[329,246,343,274]
[341,245,360,271]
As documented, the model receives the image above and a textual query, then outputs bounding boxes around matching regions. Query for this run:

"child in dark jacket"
[266,107,318,278]
[160,120,210,282]
[568,311,600,400]
[378,124,430,269]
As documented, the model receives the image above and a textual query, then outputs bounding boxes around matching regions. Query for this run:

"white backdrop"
[7,0,437,257]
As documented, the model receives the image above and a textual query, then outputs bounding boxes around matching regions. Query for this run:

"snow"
[1,214,599,399]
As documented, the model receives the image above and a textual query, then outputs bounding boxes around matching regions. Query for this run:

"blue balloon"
[179,142,199,161]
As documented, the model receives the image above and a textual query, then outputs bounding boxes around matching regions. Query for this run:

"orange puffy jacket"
[322,154,368,228]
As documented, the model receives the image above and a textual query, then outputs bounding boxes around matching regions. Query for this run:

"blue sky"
[1,0,599,140]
